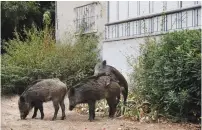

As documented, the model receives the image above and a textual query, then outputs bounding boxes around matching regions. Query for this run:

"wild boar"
[18,78,67,120]
[68,76,121,121]
[94,60,128,105]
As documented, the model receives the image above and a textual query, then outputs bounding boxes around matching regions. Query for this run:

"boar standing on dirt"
[68,76,121,121]
[94,60,128,105]
[18,78,67,120]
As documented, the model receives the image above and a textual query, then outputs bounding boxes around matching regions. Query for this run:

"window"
[187,10,193,27]
[181,11,188,29]
[109,1,129,22]
[74,2,97,33]
[152,1,165,13]
[139,1,150,16]
[118,1,128,20]
[197,8,201,26]
[106,1,201,40]
[129,1,138,18]
[109,1,118,22]
[197,1,201,5]
[181,1,195,8]
[166,1,179,11]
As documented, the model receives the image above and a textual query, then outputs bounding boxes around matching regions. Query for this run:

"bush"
[129,29,201,122]
[2,25,100,95]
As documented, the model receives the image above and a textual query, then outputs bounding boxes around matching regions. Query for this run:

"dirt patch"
[1,96,200,130]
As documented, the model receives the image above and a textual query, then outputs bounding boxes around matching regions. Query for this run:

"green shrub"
[2,25,100,95]
[129,29,201,122]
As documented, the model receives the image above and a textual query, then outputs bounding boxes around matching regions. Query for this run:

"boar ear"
[70,88,75,95]
[102,60,107,66]
[20,96,25,102]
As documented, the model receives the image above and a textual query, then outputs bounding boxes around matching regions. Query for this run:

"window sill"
[75,29,98,36]
[74,1,99,10]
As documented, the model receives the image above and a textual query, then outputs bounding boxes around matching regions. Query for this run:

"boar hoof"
[40,113,44,120]
[52,117,56,121]
[61,116,66,120]
[41,116,44,120]
[88,118,93,122]
[109,115,114,119]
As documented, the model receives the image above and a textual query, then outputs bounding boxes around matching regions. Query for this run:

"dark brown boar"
[93,60,128,105]
[68,76,121,121]
[18,78,67,120]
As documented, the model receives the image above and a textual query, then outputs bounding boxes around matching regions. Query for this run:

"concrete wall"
[102,38,142,82]
[102,35,162,84]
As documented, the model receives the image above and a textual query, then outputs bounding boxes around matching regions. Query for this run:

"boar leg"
[88,101,96,121]
[52,100,59,120]
[37,102,44,119]
[59,99,66,120]
[106,98,112,117]
[93,108,95,120]
[34,101,44,119]
[32,107,38,118]
[115,94,120,106]
[107,98,117,118]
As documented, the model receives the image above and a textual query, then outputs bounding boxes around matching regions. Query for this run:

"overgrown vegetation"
[129,29,201,123]
[2,18,100,95]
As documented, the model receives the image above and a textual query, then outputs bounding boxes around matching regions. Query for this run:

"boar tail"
[121,85,128,105]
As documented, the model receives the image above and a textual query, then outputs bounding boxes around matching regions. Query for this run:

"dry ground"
[1,96,200,130]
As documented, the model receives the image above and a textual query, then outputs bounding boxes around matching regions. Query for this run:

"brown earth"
[1,96,200,130]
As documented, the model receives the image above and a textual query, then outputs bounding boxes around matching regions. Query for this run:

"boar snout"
[69,105,74,111]
[69,99,76,110]
[20,116,25,120]
[20,114,27,120]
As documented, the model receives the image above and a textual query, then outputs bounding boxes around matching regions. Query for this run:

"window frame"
[74,2,98,34]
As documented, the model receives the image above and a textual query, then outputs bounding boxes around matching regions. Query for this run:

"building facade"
[56,1,201,83]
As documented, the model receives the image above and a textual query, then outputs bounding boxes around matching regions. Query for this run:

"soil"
[1,96,200,130]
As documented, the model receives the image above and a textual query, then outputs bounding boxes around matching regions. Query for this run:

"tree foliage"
[1,1,55,53]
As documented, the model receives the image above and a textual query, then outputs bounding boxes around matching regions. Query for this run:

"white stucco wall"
[102,36,162,85]
[102,38,143,82]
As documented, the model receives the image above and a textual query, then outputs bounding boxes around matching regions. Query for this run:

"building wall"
[102,1,201,82]
[102,37,144,81]
[102,36,163,82]
[56,1,201,85]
